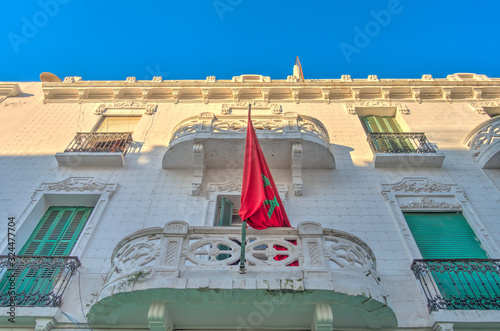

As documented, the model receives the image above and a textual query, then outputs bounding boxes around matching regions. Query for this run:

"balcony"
[463,116,500,168]
[367,132,445,168]
[412,259,500,312]
[88,221,397,330]
[0,256,80,307]
[55,132,133,167]
[163,112,335,195]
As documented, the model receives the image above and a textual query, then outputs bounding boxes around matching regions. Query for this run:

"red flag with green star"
[239,106,291,229]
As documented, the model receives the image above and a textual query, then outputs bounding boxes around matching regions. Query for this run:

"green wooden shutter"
[217,198,233,260]
[19,207,93,256]
[362,116,402,133]
[218,197,233,226]
[1,206,93,305]
[405,212,491,303]
[404,212,488,259]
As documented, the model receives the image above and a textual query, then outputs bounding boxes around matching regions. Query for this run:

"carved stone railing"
[169,112,330,146]
[64,132,133,154]
[463,116,500,168]
[412,259,500,312]
[97,221,386,304]
[367,132,437,154]
[0,256,80,307]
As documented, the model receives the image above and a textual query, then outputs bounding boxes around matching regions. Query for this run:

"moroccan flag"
[239,106,291,229]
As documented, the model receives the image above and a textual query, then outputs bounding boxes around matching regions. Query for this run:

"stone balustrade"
[97,221,387,304]
[169,112,330,147]
[463,116,500,168]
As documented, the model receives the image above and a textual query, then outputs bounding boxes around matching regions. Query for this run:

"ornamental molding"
[205,177,288,200]
[221,101,281,115]
[463,117,500,168]
[344,101,410,115]
[470,99,500,115]
[399,197,461,210]
[0,177,117,262]
[380,177,500,260]
[33,177,116,199]
[94,101,158,115]
[383,177,454,194]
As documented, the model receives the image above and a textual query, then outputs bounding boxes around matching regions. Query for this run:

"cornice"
[40,73,500,103]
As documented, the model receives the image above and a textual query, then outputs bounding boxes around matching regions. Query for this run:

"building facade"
[1,68,500,330]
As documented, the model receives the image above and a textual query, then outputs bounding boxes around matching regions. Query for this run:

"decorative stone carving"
[292,143,304,196]
[381,88,390,100]
[106,234,161,285]
[469,99,500,115]
[345,101,409,115]
[385,178,452,193]
[262,88,271,103]
[192,143,205,196]
[470,103,486,115]
[206,76,216,82]
[94,102,158,115]
[399,197,461,210]
[442,88,452,103]
[341,74,352,82]
[206,177,242,194]
[291,88,300,104]
[201,89,210,104]
[205,177,288,201]
[381,177,500,260]
[113,89,122,100]
[145,104,157,115]
[367,75,379,81]
[312,304,333,331]
[77,90,88,103]
[412,88,422,104]
[171,88,180,103]
[422,74,433,81]
[152,76,163,83]
[126,77,136,83]
[142,88,152,99]
[321,89,331,104]
[220,101,281,115]
[231,88,241,103]
[473,88,483,100]
[351,88,361,101]
[468,120,500,152]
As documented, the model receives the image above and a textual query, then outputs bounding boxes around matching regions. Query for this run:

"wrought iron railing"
[411,259,500,311]
[64,132,133,153]
[0,256,81,307]
[367,132,437,154]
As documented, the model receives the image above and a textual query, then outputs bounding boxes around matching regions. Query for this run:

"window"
[360,115,414,152]
[0,206,93,306]
[94,115,141,133]
[404,212,488,259]
[215,196,242,227]
[404,212,498,309]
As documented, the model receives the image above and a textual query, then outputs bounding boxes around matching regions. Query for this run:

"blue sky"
[1,0,499,81]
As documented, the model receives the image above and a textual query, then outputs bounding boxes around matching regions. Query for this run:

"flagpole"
[239,219,247,273]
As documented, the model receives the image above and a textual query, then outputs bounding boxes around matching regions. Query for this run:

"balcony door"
[360,116,414,152]
[404,212,496,309]
[0,207,92,306]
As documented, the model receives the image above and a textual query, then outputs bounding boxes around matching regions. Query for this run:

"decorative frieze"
[94,101,158,115]
[344,101,410,115]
